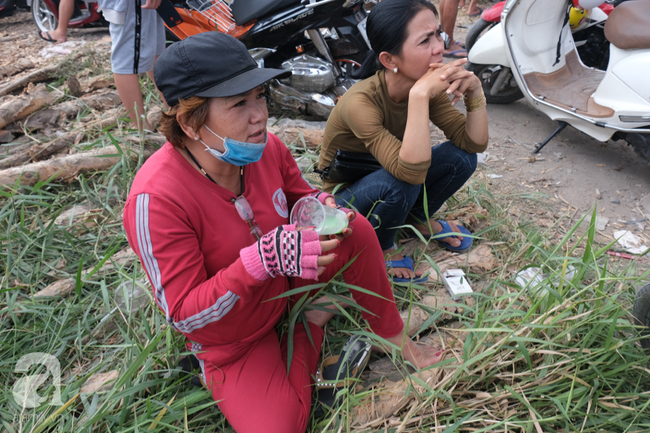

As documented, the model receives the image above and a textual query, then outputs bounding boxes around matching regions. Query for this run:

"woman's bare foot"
[384,248,425,280]
[381,332,445,369]
[401,339,445,369]
[412,220,464,249]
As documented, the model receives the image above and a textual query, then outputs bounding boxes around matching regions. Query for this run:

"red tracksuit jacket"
[123,134,318,364]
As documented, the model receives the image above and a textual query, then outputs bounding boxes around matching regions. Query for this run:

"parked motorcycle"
[31,0,105,34]
[0,0,15,18]
[466,0,615,104]
[466,0,650,163]
[165,0,375,118]
[0,0,28,18]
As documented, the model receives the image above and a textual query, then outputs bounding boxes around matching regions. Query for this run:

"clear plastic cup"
[290,196,349,235]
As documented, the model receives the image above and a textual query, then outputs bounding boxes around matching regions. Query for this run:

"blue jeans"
[334,141,477,250]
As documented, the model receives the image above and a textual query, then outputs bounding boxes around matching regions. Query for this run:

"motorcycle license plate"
[357,18,371,50]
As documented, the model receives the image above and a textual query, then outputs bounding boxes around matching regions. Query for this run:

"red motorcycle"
[31,0,105,34]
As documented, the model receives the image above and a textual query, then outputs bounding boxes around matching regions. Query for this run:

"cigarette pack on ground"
[442,269,473,298]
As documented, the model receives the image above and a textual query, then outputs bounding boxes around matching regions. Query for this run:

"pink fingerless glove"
[240,224,322,281]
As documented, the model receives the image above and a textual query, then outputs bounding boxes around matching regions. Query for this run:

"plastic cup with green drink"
[290,196,349,235]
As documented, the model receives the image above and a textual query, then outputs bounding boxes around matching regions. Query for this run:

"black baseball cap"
[154,32,291,107]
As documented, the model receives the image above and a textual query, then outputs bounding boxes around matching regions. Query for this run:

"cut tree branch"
[0,58,35,79]
[0,115,120,169]
[0,52,83,97]
[18,90,121,131]
[0,83,59,129]
[0,141,155,186]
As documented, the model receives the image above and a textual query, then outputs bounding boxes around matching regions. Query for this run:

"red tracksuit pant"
[201,216,404,433]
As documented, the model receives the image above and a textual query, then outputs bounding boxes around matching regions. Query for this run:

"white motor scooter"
[467,0,650,162]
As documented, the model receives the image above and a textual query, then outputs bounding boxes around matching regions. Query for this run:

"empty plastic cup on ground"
[290,196,349,235]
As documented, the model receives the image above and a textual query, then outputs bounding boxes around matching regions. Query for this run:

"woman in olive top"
[317,0,488,282]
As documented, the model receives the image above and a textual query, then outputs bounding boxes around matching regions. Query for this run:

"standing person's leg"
[467,0,483,17]
[114,74,150,130]
[199,324,324,433]
[39,0,73,42]
[109,6,164,130]
[333,169,422,280]
[440,0,467,58]
[408,141,478,249]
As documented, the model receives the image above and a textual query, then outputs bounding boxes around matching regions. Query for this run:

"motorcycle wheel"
[466,62,524,104]
[633,283,650,350]
[465,18,497,53]
[32,0,57,33]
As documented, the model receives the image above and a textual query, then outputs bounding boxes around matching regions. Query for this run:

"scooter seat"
[605,0,650,50]
[230,0,301,26]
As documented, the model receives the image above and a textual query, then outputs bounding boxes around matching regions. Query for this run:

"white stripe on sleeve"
[173,291,240,333]
[135,193,171,323]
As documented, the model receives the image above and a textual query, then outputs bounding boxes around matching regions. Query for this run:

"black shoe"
[312,335,371,417]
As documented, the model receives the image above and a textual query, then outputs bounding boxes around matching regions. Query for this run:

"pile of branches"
[0,50,163,187]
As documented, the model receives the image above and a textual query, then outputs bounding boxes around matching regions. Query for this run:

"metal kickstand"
[533,121,568,154]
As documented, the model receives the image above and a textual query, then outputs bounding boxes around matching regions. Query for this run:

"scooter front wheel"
[466,62,523,104]
[32,0,57,33]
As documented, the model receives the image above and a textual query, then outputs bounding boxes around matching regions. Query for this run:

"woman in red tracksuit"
[122,32,443,433]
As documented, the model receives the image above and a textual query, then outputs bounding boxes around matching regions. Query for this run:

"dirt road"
[478,98,650,237]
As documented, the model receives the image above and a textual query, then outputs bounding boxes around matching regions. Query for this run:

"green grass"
[1,80,650,432]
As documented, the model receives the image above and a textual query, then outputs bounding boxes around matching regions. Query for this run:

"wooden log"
[79,74,114,94]
[0,130,15,143]
[0,83,59,130]
[0,115,119,169]
[125,133,167,147]
[0,143,155,186]
[0,35,21,43]
[0,141,29,157]
[0,52,82,97]
[146,106,162,131]
[20,90,121,131]
[80,371,119,394]
[66,77,82,97]
[0,58,35,79]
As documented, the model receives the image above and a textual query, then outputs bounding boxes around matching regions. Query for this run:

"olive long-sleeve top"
[317,69,487,192]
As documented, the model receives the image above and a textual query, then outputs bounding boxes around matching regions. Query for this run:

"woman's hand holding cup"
[323,196,355,241]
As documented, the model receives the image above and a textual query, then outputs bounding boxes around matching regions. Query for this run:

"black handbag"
[315,150,382,183]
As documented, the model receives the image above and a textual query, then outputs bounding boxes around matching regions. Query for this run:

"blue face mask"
[200,124,267,166]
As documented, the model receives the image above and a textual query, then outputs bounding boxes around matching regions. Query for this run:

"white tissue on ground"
[613,230,649,255]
